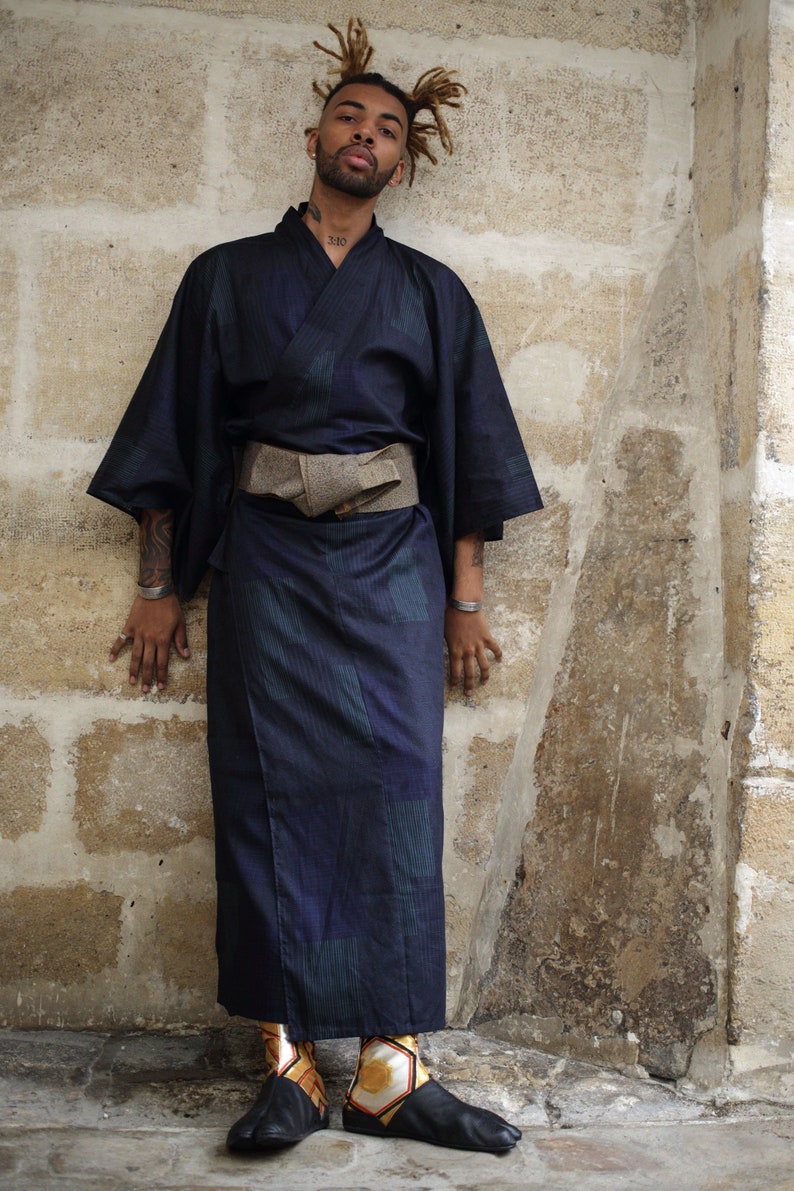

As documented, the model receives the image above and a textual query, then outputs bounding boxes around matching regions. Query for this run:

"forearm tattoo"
[307,201,322,223]
[139,508,174,587]
[471,531,485,568]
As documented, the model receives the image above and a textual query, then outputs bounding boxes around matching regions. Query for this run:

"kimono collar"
[277,205,386,266]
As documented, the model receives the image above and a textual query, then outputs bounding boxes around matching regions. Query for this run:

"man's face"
[309,83,407,198]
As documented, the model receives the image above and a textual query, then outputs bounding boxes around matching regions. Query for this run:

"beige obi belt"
[237,440,419,519]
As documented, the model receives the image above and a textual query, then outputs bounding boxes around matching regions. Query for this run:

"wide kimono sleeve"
[87,250,234,601]
[419,260,543,591]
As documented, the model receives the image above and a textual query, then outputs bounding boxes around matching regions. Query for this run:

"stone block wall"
[1,0,791,1092]
[725,0,794,1099]
[476,221,728,1079]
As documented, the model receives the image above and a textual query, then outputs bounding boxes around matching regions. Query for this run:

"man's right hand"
[110,594,190,693]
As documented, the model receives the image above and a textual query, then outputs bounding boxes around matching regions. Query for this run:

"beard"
[314,136,400,198]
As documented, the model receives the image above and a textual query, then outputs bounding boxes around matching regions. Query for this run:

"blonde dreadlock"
[311,18,466,186]
[311,18,374,95]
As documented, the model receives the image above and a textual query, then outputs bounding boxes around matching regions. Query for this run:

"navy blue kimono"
[89,206,542,1040]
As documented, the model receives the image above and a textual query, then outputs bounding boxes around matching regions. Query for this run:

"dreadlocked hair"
[311,18,466,186]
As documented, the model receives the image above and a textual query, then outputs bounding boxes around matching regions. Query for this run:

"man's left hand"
[444,607,502,696]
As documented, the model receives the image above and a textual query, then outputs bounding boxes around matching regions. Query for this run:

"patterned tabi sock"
[342,1032,521,1152]
[345,1033,430,1126]
[259,1021,328,1112]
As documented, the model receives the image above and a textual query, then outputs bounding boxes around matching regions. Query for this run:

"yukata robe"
[89,206,543,1041]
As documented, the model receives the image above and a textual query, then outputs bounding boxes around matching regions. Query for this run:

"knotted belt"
[237,440,419,518]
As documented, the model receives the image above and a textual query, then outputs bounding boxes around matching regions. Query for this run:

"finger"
[448,648,463,687]
[109,631,132,662]
[463,651,477,695]
[155,638,170,691]
[139,641,157,694]
[174,623,191,659]
[129,640,143,686]
[485,635,503,662]
[476,647,491,684]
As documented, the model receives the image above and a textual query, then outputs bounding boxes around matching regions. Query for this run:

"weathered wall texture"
[722,0,794,1100]
[474,0,794,1091]
[477,225,726,1079]
[0,0,791,1092]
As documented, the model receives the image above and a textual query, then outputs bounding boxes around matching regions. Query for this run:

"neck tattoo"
[307,201,322,223]
[328,235,347,247]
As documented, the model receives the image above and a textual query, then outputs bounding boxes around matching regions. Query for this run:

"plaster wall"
[1,0,791,1093]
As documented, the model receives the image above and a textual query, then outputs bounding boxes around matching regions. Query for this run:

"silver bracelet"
[449,596,482,613]
[137,582,175,600]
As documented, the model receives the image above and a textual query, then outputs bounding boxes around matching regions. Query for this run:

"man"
[89,20,542,1155]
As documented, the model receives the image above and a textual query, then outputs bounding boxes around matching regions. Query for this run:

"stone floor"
[2,1027,793,1189]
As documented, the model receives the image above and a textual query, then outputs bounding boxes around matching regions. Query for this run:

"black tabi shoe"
[342,1079,521,1153]
[226,1074,329,1152]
